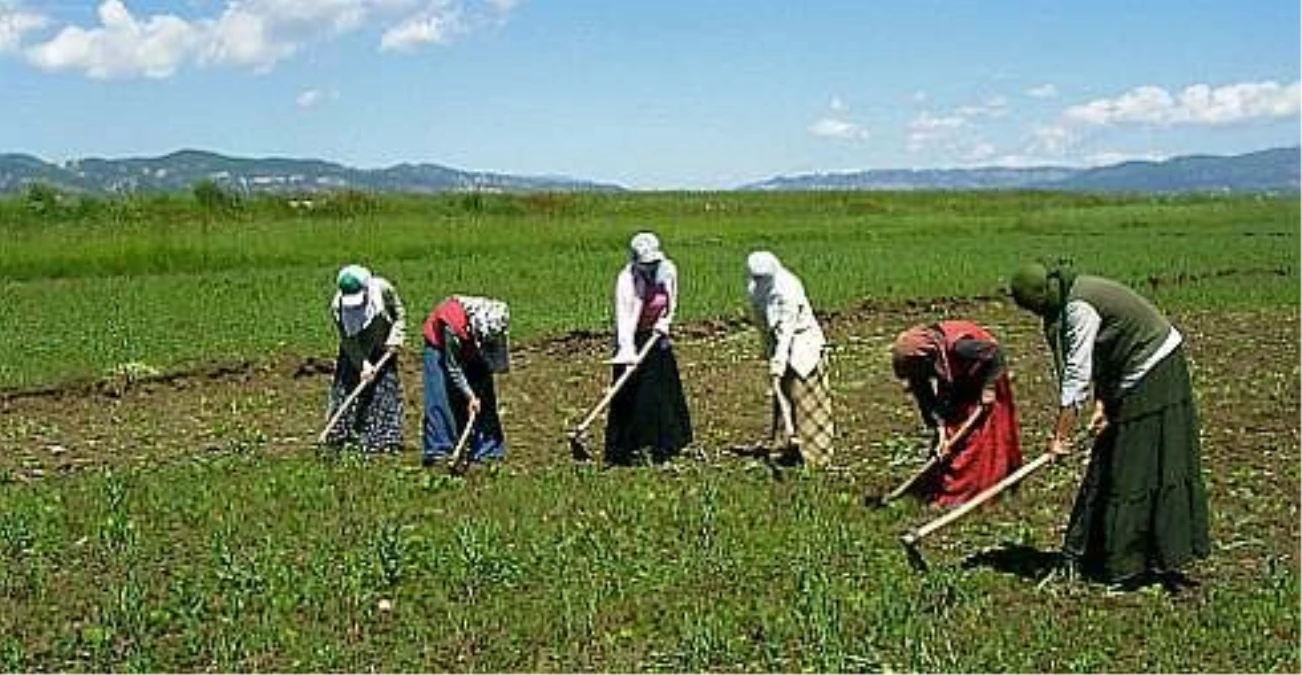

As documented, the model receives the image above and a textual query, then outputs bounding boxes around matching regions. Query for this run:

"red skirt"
[919,375,1023,507]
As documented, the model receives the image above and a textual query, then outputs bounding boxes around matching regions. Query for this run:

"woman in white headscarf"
[604,231,693,465]
[327,263,407,452]
[422,295,512,469]
[746,251,834,466]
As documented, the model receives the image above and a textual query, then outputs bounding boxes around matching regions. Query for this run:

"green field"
[0,190,1298,672]
[0,190,1294,389]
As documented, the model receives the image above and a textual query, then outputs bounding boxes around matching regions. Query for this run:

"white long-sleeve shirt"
[1059,299,1183,408]
[749,268,826,378]
[613,260,678,362]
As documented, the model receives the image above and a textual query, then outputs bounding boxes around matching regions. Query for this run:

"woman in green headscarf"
[1009,262,1209,589]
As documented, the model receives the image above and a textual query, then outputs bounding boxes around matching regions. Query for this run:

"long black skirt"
[604,331,693,465]
[1064,346,1210,583]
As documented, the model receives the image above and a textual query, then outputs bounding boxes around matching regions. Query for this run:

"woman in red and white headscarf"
[604,231,693,465]
[890,321,1022,506]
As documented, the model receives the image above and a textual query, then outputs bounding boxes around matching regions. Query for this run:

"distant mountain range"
[0,149,623,195]
[740,147,1300,193]
[0,146,1296,195]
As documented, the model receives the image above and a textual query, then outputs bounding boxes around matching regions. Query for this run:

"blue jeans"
[422,345,506,463]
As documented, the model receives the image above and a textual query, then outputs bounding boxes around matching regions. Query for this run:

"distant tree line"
[0,180,602,227]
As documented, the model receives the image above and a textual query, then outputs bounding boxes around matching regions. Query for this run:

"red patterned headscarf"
[891,324,943,379]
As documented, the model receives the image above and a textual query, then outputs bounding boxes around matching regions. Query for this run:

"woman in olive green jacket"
[1010,262,1209,589]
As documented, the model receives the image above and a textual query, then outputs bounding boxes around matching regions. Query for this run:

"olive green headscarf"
[1009,261,1078,382]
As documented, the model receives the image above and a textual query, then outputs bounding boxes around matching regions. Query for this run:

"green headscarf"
[1009,261,1078,381]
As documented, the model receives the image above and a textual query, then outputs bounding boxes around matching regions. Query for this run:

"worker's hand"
[467,395,482,418]
[652,318,671,337]
[360,360,378,383]
[933,426,948,457]
[980,385,996,406]
[608,349,638,366]
[1088,401,1109,437]
[1049,436,1073,457]
[768,359,787,378]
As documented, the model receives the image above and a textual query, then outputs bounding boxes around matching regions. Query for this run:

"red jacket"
[423,297,475,361]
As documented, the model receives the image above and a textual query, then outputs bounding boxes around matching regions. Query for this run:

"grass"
[1,454,1295,672]
[0,190,1297,672]
[0,191,1296,389]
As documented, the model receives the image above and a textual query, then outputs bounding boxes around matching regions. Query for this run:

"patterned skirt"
[777,360,835,467]
[325,351,405,452]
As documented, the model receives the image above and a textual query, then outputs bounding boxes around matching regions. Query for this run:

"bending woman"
[1010,262,1209,587]
[891,321,1022,505]
[604,232,693,465]
[746,251,834,467]
[422,295,511,468]
[326,264,406,453]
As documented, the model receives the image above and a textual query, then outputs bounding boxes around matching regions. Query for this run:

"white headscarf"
[629,231,665,264]
[746,250,782,309]
[338,278,383,337]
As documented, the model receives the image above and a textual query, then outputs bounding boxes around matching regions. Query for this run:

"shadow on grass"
[960,542,1064,581]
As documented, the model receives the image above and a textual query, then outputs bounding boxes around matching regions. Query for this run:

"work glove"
[768,358,787,378]
[360,360,379,383]
[652,318,672,337]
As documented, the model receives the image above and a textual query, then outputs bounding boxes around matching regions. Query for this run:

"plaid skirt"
[778,359,835,467]
[325,351,405,452]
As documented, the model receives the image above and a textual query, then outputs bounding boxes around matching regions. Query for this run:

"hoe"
[447,407,479,476]
[567,335,660,461]
[317,350,395,444]
[899,451,1059,571]
[866,404,986,509]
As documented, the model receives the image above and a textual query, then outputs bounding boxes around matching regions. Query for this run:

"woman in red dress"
[891,321,1023,507]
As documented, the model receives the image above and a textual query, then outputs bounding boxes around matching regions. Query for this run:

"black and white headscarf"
[457,295,511,372]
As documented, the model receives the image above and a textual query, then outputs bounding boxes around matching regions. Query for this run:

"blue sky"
[0,0,1297,189]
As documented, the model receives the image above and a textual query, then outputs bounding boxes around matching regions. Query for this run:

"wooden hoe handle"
[572,334,661,436]
[318,350,395,444]
[901,452,1057,546]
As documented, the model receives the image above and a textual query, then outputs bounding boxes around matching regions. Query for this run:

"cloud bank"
[5,0,521,79]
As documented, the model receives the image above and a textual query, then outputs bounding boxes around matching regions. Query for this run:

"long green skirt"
[1064,346,1210,583]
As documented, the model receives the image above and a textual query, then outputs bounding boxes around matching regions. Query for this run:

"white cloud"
[809,117,869,141]
[26,1,204,79]
[380,3,462,51]
[907,112,966,151]
[297,88,323,107]
[1082,150,1167,166]
[1063,80,1301,127]
[0,1,46,53]
[18,0,520,78]
[296,87,339,108]
[485,0,521,13]
[829,95,847,113]
[955,95,1008,119]
[1026,83,1058,99]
